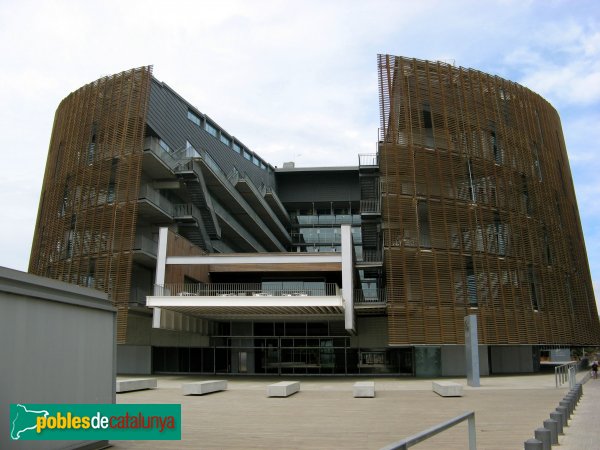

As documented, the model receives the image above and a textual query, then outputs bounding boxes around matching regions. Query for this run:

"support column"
[464,314,480,387]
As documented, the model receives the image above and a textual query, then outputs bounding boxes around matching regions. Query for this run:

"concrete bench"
[353,381,375,398]
[432,381,463,397]
[182,380,227,396]
[116,378,157,393]
[267,381,300,397]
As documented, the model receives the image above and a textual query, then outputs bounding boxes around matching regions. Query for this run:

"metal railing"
[380,411,476,450]
[360,249,382,262]
[360,199,381,214]
[154,283,340,297]
[138,183,174,216]
[555,361,578,388]
[359,153,379,167]
[354,289,387,305]
[144,137,181,170]
[133,234,158,256]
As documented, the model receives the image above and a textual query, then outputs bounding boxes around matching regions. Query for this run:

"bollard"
[560,400,572,418]
[550,412,564,434]
[524,438,543,449]
[543,418,559,445]
[563,396,575,415]
[556,406,568,427]
[534,427,551,450]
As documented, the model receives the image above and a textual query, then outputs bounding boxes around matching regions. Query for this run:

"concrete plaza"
[111,373,598,449]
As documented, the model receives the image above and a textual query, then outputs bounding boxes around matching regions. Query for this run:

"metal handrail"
[555,361,578,388]
[360,199,381,214]
[154,283,340,297]
[358,153,379,167]
[354,289,387,304]
[380,411,476,450]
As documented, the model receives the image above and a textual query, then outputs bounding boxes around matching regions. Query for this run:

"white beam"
[341,224,355,333]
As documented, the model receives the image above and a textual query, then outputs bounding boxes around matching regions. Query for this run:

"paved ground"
[560,374,600,449]
[110,372,598,450]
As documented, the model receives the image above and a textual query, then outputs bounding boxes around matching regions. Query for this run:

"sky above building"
[1,0,599,311]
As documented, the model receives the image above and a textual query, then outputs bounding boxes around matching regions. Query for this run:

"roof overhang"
[147,294,344,319]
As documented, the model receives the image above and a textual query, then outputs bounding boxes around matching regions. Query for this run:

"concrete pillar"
[464,314,480,387]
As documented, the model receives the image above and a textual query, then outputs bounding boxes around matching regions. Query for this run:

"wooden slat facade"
[378,54,600,346]
[29,67,152,344]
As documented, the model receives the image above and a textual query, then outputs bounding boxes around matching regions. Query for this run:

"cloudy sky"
[0,0,599,310]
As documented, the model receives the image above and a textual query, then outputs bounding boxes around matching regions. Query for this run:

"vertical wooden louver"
[378,55,600,346]
[29,66,152,344]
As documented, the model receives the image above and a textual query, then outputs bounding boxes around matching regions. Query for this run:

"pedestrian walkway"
[110,373,580,449]
[560,375,600,449]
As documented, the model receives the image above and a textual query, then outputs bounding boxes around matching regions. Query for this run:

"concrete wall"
[441,345,490,376]
[0,267,114,450]
[490,346,535,373]
[118,311,209,374]
[351,316,388,348]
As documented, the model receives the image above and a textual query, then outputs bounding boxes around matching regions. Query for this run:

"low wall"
[0,267,115,450]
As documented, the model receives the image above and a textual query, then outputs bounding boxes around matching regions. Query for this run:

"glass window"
[417,200,430,248]
[159,139,170,153]
[220,134,231,146]
[252,156,260,166]
[243,150,252,161]
[260,162,267,170]
[87,133,96,164]
[205,122,217,137]
[233,142,241,153]
[187,110,201,126]
[318,215,335,225]
[528,265,540,311]
[466,257,477,307]
[185,141,200,158]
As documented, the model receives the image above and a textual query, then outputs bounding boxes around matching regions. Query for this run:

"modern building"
[29,56,600,376]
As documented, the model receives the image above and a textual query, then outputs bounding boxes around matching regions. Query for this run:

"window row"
[187,109,271,172]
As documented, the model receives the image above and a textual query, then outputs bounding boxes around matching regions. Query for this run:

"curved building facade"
[378,54,599,347]
[29,66,152,342]
[30,58,599,375]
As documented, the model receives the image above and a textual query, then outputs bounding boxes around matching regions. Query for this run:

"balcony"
[137,183,174,221]
[360,199,381,215]
[143,137,180,179]
[354,289,387,314]
[132,233,158,264]
[148,283,344,318]
[358,153,379,168]
[179,152,286,251]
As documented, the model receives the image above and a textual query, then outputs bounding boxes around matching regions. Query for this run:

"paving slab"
[559,377,600,449]
[109,373,588,450]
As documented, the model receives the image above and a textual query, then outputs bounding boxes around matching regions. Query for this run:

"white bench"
[116,378,157,393]
[267,381,300,397]
[432,381,463,397]
[182,380,227,395]
[353,381,375,398]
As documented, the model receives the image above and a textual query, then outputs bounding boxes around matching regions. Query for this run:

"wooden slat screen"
[29,66,152,343]
[378,54,600,346]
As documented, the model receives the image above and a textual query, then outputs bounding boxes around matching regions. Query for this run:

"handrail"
[555,361,578,388]
[380,411,476,450]
[359,153,379,167]
[354,289,387,304]
[154,283,340,297]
